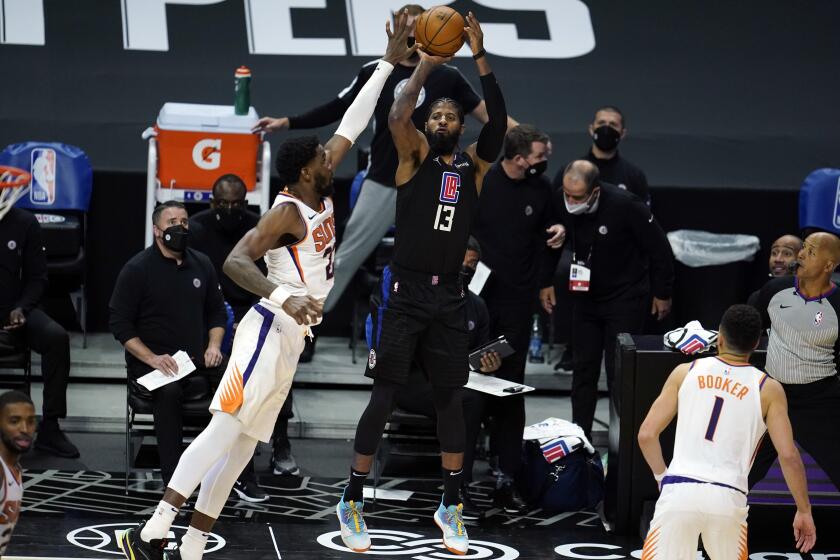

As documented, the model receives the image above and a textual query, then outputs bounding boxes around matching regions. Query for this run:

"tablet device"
[468,335,515,370]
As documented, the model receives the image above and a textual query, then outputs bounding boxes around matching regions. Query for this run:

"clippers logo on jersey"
[30,148,56,205]
[439,172,461,204]
[677,333,710,355]
[312,215,336,252]
[815,311,824,325]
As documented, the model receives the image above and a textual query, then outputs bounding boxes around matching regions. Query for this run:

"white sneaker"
[433,500,469,555]
[336,497,371,552]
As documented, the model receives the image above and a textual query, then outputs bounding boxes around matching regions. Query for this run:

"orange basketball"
[415,6,465,57]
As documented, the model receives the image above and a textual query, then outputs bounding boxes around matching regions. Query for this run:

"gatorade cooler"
[154,102,260,190]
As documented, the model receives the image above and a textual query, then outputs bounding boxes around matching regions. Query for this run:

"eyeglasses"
[214,199,246,209]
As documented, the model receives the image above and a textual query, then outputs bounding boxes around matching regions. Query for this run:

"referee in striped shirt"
[749,231,840,490]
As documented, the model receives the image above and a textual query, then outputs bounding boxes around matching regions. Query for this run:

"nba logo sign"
[439,172,461,204]
[834,176,840,229]
[30,148,56,205]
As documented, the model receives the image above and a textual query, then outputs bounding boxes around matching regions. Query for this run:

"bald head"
[798,232,840,281]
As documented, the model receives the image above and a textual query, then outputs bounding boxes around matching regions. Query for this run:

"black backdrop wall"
[1,0,839,187]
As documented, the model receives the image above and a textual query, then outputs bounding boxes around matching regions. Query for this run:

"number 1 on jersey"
[434,204,455,232]
[705,396,724,441]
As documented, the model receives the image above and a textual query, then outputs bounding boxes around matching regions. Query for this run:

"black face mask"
[460,265,476,285]
[214,208,243,233]
[526,160,548,178]
[161,225,189,252]
[592,125,621,152]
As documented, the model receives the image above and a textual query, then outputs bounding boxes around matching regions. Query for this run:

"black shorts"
[365,265,469,387]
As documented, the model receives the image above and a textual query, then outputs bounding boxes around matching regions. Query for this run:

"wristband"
[269,286,291,307]
[473,48,486,60]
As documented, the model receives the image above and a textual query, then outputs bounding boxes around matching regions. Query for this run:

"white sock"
[179,526,209,560]
[140,500,178,542]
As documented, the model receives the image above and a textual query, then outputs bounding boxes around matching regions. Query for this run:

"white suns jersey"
[0,457,22,555]
[259,193,336,323]
[668,356,768,493]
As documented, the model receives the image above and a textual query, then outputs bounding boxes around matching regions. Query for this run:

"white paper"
[136,351,197,391]
[362,487,413,501]
[468,261,491,295]
[464,372,535,397]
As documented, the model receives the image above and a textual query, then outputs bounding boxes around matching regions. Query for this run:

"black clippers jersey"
[393,151,478,275]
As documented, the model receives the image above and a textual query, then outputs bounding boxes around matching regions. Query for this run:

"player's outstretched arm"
[462,12,507,193]
[389,54,445,186]
[324,9,419,170]
[763,379,816,553]
[637,363,689,485]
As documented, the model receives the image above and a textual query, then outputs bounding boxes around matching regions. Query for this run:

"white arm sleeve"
[334,59,394,144]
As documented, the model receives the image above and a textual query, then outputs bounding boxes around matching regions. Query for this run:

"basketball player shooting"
[638,305,816,559]
[336,11,507,556]
[0,391,35,557]
[116,12,418,560]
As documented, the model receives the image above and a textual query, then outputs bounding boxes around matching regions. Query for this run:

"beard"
[425,128,460,155]
[314,172,335,197]
[1,430,32,455]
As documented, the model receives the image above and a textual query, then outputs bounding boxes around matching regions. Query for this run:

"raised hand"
[383,9,419,65]
[252,117,290,134]
[463,11,484,56]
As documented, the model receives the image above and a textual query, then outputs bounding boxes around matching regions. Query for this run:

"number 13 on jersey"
[434,204,455,231]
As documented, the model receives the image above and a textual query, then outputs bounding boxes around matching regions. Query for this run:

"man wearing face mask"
[540,161,674,439]
[255,3,518,319]
[110,200,228,486]
[471,124,558,511]
[555,106,649,206]
[190,175,262,322]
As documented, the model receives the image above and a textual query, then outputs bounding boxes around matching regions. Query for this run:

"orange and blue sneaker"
[336,494,371,552]
[433,500,469,555]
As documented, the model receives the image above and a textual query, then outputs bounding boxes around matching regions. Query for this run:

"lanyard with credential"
[569,219,594,266]
[569,220,594,293]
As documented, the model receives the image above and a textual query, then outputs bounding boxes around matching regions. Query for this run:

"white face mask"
[564,189,599,215]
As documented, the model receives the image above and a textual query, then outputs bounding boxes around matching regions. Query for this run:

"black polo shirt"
[0,208,47,320]
[542,183,674,303]
[189,208,262,322]
[289,60,481,186]
[109,243,227,373]
[555,149,650,204]
[473,163,554,301]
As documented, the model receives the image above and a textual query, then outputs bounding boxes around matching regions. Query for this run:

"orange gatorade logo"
[192,138,222,170]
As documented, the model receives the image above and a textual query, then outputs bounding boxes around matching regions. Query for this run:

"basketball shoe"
[336,494,371,552]
[116,521,171,560]
[433,500,469,555]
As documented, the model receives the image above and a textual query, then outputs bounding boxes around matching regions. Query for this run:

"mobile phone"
[503,385,524,393]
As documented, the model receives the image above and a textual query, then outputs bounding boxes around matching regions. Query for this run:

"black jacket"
[542,183,674,302]
[0,208,47,320]
[109,243,227,373]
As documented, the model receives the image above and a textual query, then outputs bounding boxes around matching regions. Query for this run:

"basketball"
[415,6,465,57]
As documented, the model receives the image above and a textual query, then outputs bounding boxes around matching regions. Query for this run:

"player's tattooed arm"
[390,58,439,186]
[224,203,306,300]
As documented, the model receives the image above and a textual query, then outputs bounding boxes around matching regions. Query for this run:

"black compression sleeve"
[288,95,350,130]
[475,72,507,163]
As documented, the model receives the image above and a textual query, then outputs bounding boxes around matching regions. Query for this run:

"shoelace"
[446,504,465,536]
[344,501,366,533]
